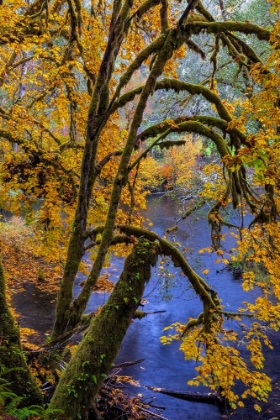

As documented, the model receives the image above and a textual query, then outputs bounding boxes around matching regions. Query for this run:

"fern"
[4,403,45,420]
[0,364,63,419]
[4,402,63,420]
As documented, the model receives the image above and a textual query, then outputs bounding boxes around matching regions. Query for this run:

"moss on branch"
[156,120,230,157]
[184,21,271,41]
[117,224,216,309]
[195,1,215,22]
[157,79,232,120]
[195,1,266,65]
[181,312,204,337]
[131,0,162,22]
[113,35,166,101]
[115,79,232,122]
[138,115,248,146]
[159,139,186,149]
[49,238,158,419]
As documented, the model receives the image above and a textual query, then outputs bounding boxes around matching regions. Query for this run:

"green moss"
[184,21,271,41]
[0,256,42,406]
[49,238,158,419]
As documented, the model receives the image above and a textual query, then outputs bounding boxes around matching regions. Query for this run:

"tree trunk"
[51,0,133,340]
[49,238,158,419]
[0,254,42,406]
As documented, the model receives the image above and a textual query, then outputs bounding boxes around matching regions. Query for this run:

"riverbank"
[8,196,280,418]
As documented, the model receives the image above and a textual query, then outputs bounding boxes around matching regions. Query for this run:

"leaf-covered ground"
[1,216,114,344]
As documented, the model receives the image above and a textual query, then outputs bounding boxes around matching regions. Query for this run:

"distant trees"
[138,135,202,191]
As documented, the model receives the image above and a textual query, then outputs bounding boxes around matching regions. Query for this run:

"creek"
[13,195,280,420]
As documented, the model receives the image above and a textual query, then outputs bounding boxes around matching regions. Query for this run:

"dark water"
[13,195,280,419]
[106,196,271,420]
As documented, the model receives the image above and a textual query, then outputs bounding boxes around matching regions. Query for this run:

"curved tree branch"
[183,21,271,41]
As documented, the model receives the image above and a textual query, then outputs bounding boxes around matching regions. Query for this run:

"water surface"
[13,195,280,419]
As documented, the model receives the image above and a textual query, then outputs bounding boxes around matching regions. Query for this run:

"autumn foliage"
[0,0,280,418]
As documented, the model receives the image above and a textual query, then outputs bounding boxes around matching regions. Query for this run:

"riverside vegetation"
[0,0,280,418]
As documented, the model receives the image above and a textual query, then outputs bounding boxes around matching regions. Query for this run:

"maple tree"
[160,137,202,189]
[136,135,202,191]
[0,0,280,418]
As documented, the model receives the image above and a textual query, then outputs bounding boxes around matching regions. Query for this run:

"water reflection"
[13,194,279,419]
[89,195,265,419]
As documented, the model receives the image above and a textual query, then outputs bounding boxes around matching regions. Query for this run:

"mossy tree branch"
[51,0,135,339]
[113,78,232,121]
[183,21,271,42]
[195,1,266,66]
[115,226,255,331]
[49,238,158,418]
[52,0,272,341]
[59,13,193,335]
[117,224,215,307]
[137,115,248,146]
[51,0,168,341]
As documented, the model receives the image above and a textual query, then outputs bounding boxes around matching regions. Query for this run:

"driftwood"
[146,386,225,406]
[97,364,169,419]
[133,309,166,319]
[134,405,169,420]
[112,358,145,369]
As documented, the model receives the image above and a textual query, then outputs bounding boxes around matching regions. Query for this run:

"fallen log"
[133,310,166,319]
[112,358,145,369]
[146,386,225,406]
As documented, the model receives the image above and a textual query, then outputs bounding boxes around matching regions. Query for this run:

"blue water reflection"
[82,195,266,419]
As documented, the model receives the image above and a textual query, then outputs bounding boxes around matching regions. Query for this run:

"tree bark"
[51,0,134,340]
[49,237,158,419]
[0,254,42,406]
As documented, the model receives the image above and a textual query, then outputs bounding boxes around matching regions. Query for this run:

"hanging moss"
[159,139,186,149]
